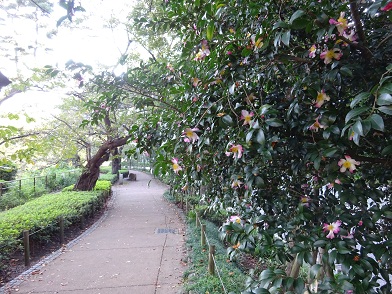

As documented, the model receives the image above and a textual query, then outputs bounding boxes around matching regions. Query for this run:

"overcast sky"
[0,0,135,118]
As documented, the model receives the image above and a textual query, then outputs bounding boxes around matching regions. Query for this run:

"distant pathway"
[3,171,186,294]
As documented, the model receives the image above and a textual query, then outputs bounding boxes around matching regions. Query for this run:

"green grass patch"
[184,218,248,293]
[162,192,247,293]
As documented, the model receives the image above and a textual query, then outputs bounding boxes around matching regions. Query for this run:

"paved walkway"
[3,171,186,294]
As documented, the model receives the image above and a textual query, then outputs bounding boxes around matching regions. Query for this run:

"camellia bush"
[82,0,392,293]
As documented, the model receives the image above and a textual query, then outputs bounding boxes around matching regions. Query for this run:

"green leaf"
[229,83,235,94]
[206,22,215,41]
[381,145,392,156]
[255,176,264,187]
[222,115,234,126]
[273,21,289,30]
[378,106,392,115]
[350,92,370,108]
[313,240,327,247]
[345,106,369,123]
[352,264,365,277]
[352,120,363,136]
[379,82,392,94]
[289,10,305,24]
[309,264,322,279]
[256,129,265,145]
[377,93,392,106]
[254,289,270,294]
[246,130,254,143]
[369,114,384,131]
[340,66,353,77]
[323,147,338,157]
[281,30,291,46]
[265,118,283,127]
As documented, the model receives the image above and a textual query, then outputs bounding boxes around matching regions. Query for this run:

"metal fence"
[0,169,81,198]
[129,154,151,172]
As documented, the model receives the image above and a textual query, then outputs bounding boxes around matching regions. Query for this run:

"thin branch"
[0,132,40,146]
[349,0,372,59]
[29,0,50,14]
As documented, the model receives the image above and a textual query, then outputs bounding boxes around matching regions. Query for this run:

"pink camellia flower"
[225,144,244,159]
[183,127,199,143]
[338,155,360,173]
[329,12,348,35]
[315,90,331,108]
[358,220,363,226]
[323,220,342,239]
[300,196,310,207]
[327,178,342,189]
[167,63,175,72]
[342,30,358,44]
[309,117,325,132]
[191,77,201,87]
[320,48,343,64]
[231,179,243,189]
[229,215,241,224]
[171,158,182,174]
[381,2,392,11]
[227,51,232,55]
[194,40,210,61]
[240,110,254,126]
[309,44,317,58]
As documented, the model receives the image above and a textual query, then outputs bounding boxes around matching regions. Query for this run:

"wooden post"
[33,177,36,194]
[19,179,22,196]
[59,217,65,244]
[195,213,199,227]
[23,230,30,267]
[0,182,2,196]
[208,245,216,275]
[201,224,206,247]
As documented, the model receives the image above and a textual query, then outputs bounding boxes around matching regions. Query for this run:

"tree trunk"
[111,147,121,175]
[74,136,130,191]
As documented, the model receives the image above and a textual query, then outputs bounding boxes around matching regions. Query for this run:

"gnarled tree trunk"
[74,136,130,191]
[111,147,122,175]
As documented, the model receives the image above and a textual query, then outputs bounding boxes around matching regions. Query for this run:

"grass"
[163,192,248,294]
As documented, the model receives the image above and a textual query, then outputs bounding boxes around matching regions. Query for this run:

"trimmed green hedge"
[0,190,106,247]
[100,166,111,174]
[62,180,112,192]
[99,173,118,183]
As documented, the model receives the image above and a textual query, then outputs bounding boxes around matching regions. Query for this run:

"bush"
[100,166,111,174]
[62,180,112,192]
[0,190,106,250]
[99,173,118,183]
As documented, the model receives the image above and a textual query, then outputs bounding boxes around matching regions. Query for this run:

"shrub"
[99,173,118,183]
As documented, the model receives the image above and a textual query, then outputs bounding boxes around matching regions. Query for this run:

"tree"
[119,0,392,293]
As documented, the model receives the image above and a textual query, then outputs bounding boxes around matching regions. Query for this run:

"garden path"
[3,171,187,294]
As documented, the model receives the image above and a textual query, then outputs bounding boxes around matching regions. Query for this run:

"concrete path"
[4,171,186,294]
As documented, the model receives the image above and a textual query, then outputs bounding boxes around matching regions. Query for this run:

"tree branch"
[29,0,50,14]
[0,132,40,146]
[349,0,372,59]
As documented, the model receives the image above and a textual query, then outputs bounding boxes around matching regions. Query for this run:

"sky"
[0,0,136,118]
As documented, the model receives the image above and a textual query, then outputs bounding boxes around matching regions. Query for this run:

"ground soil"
[0,199,108,288]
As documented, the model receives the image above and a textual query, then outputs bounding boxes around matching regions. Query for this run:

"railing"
[129,154,151,172]
[0,169,81,198]
[195,214,229,294]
